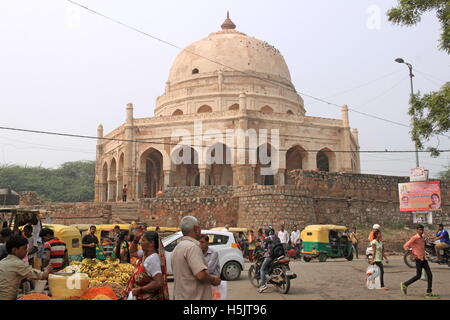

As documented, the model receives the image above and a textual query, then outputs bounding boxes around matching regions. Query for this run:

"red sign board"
[399,181,441,211]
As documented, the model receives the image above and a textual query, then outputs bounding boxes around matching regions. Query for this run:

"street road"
[168,256,450,300]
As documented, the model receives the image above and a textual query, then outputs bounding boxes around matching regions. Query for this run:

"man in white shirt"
[278,225,289,251]
[290,225,301,250]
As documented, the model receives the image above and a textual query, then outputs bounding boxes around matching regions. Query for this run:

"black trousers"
[404,259,433,293]
[374,262,384,287]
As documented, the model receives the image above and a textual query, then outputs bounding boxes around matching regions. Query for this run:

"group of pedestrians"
[367,223,444,299]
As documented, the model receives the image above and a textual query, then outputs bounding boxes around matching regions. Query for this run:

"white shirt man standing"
[278,225,289,250]
[290,225,301,249]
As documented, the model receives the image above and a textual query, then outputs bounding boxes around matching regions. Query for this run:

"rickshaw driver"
[329,230,340,253]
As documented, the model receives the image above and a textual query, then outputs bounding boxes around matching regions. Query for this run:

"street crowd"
[0,217,448,300]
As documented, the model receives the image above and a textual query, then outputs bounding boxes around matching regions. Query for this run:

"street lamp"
[395,57,419,168]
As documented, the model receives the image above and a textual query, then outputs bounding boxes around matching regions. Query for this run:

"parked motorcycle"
[248,246,297,294]
[404,239,450,268]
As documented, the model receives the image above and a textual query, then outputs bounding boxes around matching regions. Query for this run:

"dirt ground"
[168,256,450,300]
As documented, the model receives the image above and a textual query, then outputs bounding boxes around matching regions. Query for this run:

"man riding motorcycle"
[258,226,278,293]
[431,224,450,264]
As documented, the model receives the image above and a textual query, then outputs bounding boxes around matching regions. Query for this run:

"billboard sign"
[399,181,441,211]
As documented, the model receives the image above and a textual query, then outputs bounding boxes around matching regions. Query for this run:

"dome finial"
[221,11,236,30]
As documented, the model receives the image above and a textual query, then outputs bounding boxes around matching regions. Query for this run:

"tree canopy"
[0,160,95,202]
[387,0,450,54]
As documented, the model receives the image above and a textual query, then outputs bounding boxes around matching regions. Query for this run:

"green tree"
[409,82,450,155]
[0,160,95,202]
[388,1,450,156]
[387,0,450,54]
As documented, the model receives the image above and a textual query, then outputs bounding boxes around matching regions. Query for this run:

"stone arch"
[206,143,233,186]
[108,158,117,201]
[260,105,274,114]
[285,145,307,184]
[172,109,183,116]
[317,148,336,172]
[101,162,108,202]
[229,104,239,111]
[171,145,200,186]
[198,105,212,113]
[254,143,277,185]
[192,68,199,75]
[117,153,124,201]
[287,110,294,115]
[140,148,164,198]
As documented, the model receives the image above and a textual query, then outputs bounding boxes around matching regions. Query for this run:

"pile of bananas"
[67,259,134,286]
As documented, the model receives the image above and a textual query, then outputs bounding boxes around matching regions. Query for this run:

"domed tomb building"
[94,14,360,202]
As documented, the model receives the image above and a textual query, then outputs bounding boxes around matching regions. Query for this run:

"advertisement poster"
[399,181,441,211]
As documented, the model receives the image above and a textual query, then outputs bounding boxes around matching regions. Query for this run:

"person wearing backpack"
[258,226,283,294]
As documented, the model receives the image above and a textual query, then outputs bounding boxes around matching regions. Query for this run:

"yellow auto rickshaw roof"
[303,225,348,232]
[42,224,81,237]
[147,226,180,232]
[70,224,91,230]
[95,224,131,231]
[210,227,248,233]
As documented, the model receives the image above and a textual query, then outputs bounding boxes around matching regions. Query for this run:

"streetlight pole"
[395,58,420,168]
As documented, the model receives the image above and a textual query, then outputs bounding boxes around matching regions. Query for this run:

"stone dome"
[167,14,292,85]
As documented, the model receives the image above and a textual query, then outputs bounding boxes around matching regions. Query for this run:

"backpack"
[269,237,285,259]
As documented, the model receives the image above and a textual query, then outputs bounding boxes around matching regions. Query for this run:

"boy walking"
[400,225,439,299]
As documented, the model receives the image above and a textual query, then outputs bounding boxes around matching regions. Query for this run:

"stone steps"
[110,202,140,223]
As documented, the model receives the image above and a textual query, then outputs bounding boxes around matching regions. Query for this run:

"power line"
[307,69,405,106]
[352,75,408,111]
[1,125,449,154]
[414,69,448,84]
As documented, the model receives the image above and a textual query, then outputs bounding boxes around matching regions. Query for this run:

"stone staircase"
[110,201,140,224]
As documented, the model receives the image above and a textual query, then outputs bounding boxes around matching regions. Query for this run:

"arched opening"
[172,109,183,116]
[286,145,306,184]
[198,105,213,113]
[118,153,124,201]
[207,143,233,186]
[254,143,277,185]
[229,104,239,111]
[109,159,117,201]
[317,148,335,172]
[101,162,108,202]
[260,105,274,114]
[192,68,199,75]
[140,148,164,198]
[287,110,294,115]
[172,146,200,186]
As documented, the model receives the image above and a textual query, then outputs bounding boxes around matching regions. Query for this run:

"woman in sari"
[125,228,169,300]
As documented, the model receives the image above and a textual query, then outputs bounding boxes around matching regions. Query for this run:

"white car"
[162,230,244,281]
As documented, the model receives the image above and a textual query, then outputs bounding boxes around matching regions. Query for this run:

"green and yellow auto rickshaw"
[300,225,353,262]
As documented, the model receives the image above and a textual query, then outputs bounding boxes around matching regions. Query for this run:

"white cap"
[372,224,380,230]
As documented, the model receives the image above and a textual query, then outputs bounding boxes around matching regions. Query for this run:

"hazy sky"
[0,0,448,177]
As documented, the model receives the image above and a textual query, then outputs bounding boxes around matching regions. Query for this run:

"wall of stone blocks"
[138,186,239,228]
[19,203,112,225]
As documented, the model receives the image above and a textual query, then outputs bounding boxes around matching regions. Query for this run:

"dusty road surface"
[168,256,450,300]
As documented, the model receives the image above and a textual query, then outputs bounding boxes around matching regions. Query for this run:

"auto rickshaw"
[42,224,83,262]
[301,225,353,262]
